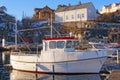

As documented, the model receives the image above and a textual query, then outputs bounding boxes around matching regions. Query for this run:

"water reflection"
[0,52,3,65]
[0,51,10,65]
[10,70,102,80]
[0,51,10,80]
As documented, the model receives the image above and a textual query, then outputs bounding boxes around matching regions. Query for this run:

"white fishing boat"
[10,17,108,74]
[10,36,108,74]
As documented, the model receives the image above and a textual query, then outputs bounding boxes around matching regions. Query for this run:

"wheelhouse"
[42,37,79,52]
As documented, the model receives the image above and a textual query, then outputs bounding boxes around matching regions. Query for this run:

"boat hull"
[10,55,107,74]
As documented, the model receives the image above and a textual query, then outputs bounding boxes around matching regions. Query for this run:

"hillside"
[96,10,120,23]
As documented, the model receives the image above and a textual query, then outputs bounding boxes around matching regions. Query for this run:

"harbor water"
[0,51,112,80]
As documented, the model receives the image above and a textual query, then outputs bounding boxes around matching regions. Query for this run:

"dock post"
[52,65,54,73]
[36,64,38,79]
[117,50,119,64]
[52,65,54,80]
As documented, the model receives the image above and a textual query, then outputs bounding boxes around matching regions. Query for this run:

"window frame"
[57,41,65,49]
[66,41,72,48]
[49,41,56,49]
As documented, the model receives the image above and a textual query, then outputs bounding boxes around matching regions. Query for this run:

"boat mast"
[50,14,53,38]
[15,19,18,50]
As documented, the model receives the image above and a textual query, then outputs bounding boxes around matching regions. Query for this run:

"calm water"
[0,52,105,80]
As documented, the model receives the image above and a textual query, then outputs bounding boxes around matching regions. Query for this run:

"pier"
[107,70,120,80]
[102,50,120,80]
[4,64,12,72]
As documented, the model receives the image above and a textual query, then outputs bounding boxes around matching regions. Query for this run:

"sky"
[0,0,120,20]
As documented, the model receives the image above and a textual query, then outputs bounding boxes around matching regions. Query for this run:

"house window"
[77,14,81,19]
[60,17,63,21]
[46,8,48,11]
[82,14,84,18]
[42,12,45,17]
[66,16,68,20]
[71,15,74,19]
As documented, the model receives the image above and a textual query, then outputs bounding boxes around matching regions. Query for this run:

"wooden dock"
[107,70,120,80]
[4,64,12,72]
[102,50,120,80]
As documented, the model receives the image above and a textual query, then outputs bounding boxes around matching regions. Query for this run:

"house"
[55,2,99,22]
[99,2,120,14]
[33,6,55,20]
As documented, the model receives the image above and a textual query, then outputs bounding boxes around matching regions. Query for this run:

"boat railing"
[44,34,70,38]
[11,50,40,55]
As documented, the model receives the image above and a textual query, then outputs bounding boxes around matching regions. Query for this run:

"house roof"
[34,6,54,12]
[55,2,92,12]
[104,2,120,8]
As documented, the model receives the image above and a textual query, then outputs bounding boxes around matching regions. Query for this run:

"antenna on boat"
[50,14,53,38]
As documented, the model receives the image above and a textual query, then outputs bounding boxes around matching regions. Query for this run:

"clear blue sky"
[0,0,120,20]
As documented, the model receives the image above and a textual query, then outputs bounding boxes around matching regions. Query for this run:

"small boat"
[10,36,108,74]
[89,42,117,56]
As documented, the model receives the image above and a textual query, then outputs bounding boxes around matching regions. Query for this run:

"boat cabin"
[42,37,79,52]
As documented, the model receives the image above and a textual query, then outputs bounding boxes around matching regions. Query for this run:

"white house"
[55,2,99,22]
[99,2,120,14]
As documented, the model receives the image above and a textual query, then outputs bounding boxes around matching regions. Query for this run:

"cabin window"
[73,41,79,47]
[57,41,65,49]
[45,42,48,51]
[49,41,56,49]
[66,41,72,48]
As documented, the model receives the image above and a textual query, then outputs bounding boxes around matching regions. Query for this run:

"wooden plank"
[108,70,120,80]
